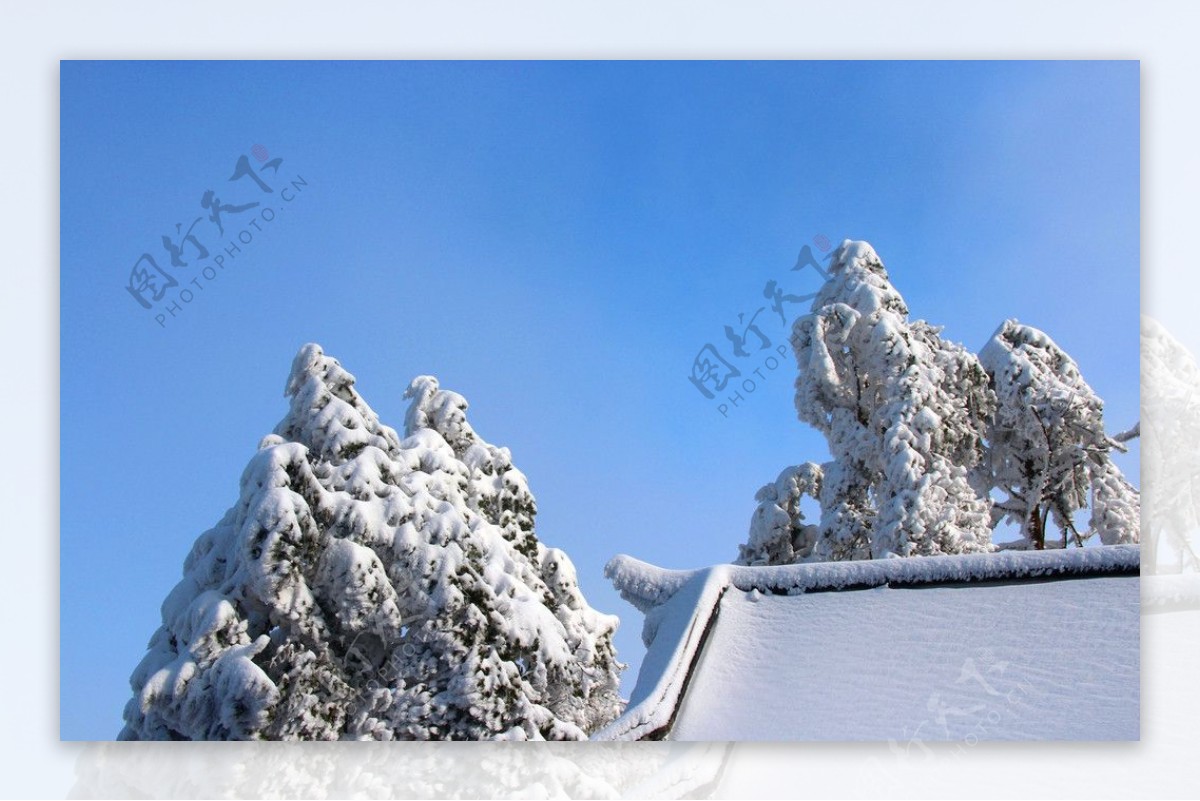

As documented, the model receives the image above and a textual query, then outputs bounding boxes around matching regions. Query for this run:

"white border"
[12,2,1196,797]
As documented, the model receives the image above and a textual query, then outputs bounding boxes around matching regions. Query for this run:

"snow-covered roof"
[595,546,1140,741]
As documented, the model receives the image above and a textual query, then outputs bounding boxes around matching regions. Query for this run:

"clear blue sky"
[60,60,1139,740]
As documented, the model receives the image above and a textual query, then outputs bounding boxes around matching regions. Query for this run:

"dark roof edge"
[607,545,1141,611]
[592,566,732,742]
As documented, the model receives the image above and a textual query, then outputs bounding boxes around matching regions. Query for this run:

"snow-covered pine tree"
[120,344,622,741]
[980,320,1140,548]
[391,376,623,738]
[787,240,995,560]
[734,240,1139,565]
[737,463,823,566]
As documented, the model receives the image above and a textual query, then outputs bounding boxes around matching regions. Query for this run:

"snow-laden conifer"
[121,344,622,740]
[789,241,995,559]
[737,463,823,566]
[736,240,1138,564]
[981,320,1140,548]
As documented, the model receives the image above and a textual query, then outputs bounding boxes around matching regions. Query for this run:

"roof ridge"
[607,545,1141,610]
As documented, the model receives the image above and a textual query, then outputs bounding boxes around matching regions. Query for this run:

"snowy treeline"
[738,241,1139,565]
[121,345,623,740]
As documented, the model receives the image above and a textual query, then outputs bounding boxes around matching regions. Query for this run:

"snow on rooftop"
[597,547,1139,741]
[606,545,1140,613]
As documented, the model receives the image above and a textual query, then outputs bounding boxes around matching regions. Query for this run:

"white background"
[6,1,1196,797]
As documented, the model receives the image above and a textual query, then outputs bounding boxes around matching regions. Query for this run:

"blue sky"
[60,60,1139,740]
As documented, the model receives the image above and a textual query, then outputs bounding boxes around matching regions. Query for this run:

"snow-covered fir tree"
[738,463,823,566]
[120,344,623,741]
[736,239,1139,566]
[786,240,994,561]
[981,319,1139,549]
